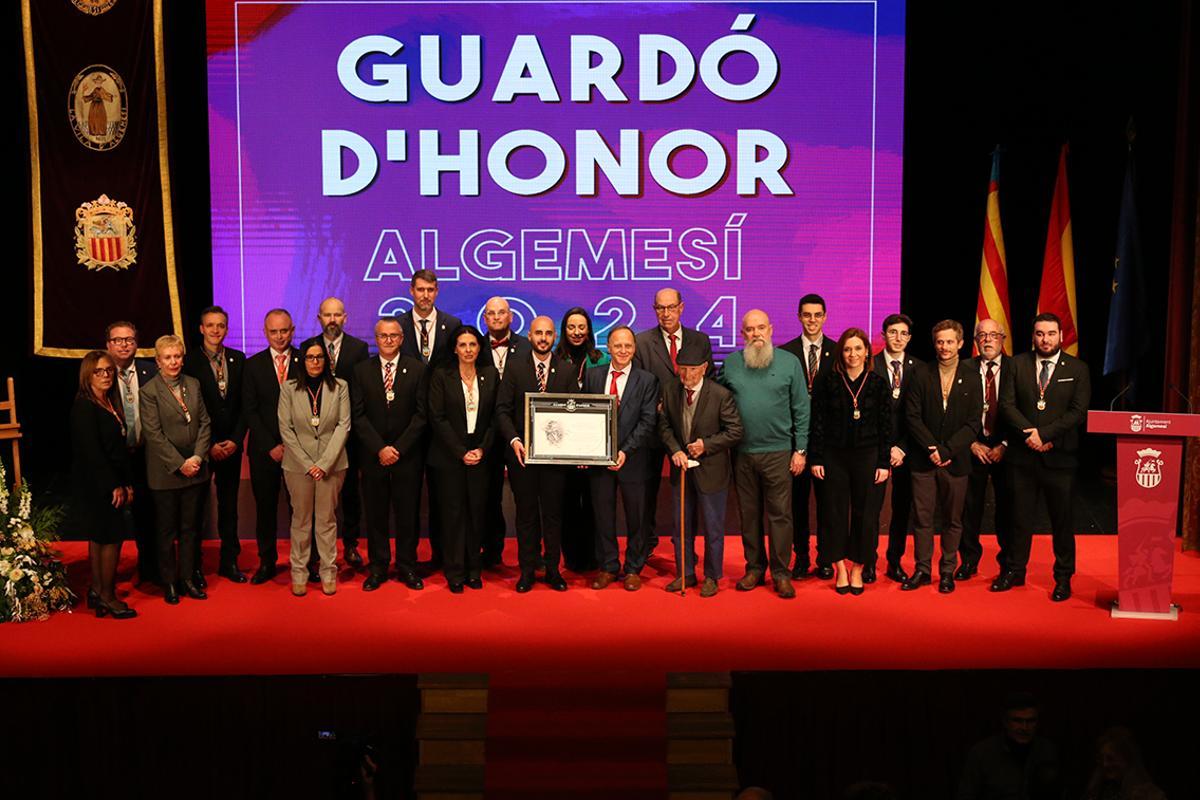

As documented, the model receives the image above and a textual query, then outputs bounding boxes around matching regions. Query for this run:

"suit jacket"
[140,374,211,491]
[485,333,532,380]
[324,332,370,384]
[243,347,302,459]
[427,364,500,468]
[351,355,428,471]
[183,345,246,446]
[807,369,893,469]
[657,377,743,494]
[970,354,1010,448]
[999,350,1091,468]
[873,351,925,455]
[780,334,835,392]
[399,308,464,369]
[583,363,660,483]
[632,325,715,388]
[496,353,577,447]
[278,378,351,474]
[904,360,984,476]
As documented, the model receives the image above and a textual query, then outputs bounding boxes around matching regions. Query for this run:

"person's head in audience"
[1085,726,1160,799]
[1001,691,1040,748]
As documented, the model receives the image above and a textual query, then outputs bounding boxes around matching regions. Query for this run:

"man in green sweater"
[718,309,810,598]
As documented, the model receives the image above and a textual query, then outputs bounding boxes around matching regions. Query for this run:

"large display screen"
[206,0,905,358]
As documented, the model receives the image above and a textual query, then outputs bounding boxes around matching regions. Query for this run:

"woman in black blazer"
[428,325,498,592]
[68,351,137,619]
[808,328,893,595]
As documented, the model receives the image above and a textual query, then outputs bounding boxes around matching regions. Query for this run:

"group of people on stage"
[68,270,1091,618]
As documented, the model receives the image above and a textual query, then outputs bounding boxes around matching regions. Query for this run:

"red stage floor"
[3,537,1198,677]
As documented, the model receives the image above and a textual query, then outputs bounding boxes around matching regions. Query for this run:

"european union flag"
[1103,149,1147,383]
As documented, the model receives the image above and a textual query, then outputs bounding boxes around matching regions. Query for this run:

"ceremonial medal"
[853,409,861,420]
[310,415,321,428]
[184,411,192,423]
[386,390,395,402]
[982,401,989,412]
[1037,399,1046,411]
[218,379,227,394]
[892,387,900,400]
[422,347,431,358]
[841,370,867,423]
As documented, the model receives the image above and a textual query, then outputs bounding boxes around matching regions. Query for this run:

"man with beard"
[718,310,809,599]
[315,296,370,573]
[481,296,531,568]
[496,315,576,592]
[957,318,1013,580]
[996,313,1091,601]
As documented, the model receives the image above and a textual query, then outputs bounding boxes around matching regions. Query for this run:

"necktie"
[327,341,338,374]
[536,361,547,392]
[491,338,509,349]
[891,360,902,391]
[1039,360,1051,393]
[383,360,394,400]
[808,344,818,379]
[120,368,136,447]
[419,319,430,361]
[669,334,679,373]
[210,350,226,398]
[275,353,287,384]
[609,369,623,399]
[984,361,997,436]
[685,387,695,406]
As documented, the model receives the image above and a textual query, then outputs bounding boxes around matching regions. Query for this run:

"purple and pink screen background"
[206,1,905,358]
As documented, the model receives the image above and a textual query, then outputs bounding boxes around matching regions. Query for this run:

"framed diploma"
[524,393,618,466]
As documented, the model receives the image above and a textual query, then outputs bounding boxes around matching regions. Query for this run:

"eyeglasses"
[376,333,401,341]
[304,354,326,362]
[653,304,682,313]
[483,310,509,318]
[107,336,136,346]
[976,332,1006,341]
[93,367,116,376]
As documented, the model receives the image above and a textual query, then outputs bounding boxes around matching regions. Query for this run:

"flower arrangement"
[0,460,74,623]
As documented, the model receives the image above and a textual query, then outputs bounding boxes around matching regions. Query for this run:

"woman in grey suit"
[140,335,211,605]
[279,338,350,596]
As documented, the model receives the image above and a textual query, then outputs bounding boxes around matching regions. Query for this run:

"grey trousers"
[909,468,967,577]
[284,469,346,585]
[735,450,794,577]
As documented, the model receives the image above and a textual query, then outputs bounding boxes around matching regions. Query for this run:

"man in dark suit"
[242,308,302,584]
[352,317,428,591]
[872,312,925,584]
[105,320,159,584]
[316,296,370,572]
[957,318,1013,581]
[496,315,576,592]
[997,313,1091,601]
[481,296,532,568]
[633,287,715,557]
[901,320,983,593]
[657,344,743,596]
[585,326,660,591]
[397,269,464,569]
[779,293,835,579]
[183,305,247,585]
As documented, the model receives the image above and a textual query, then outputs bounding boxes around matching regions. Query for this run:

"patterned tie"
[891,360,902,392]
[609,369,623,400]
[808,344,818,380]
[120,368,137,447]
[1038,359,1051,393]
[275,352,287,384]
[669,334,679,374]
[685,387,695,406]
[984,361,997,436]
[419,319,430,361]
[327,341,338,375]
[383,360,394,401]
[536,361,547,392]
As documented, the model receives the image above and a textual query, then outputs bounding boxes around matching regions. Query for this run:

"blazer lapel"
[691,381,713,431]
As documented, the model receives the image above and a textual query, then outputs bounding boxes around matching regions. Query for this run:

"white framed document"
[524,393,618,466]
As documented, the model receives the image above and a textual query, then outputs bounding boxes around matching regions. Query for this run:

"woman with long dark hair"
[278,337,351,596]
[554,306,610,389]
[428,325,499,592]
[808,328,892,595]
[68,350,137,618]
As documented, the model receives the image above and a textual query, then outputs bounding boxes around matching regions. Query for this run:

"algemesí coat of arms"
[68,66,128,151]
[75,195,137,271]
[71,0,119,16]
[1134,447,1164,490]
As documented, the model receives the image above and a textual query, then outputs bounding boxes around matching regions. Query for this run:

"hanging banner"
[22,0,182,358]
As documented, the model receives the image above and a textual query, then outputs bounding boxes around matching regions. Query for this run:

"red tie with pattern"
[384,361,394,402]
[685,387,695,406]
[984,361,997,436]
[275,353,287,384]
[669,334,678,374]
[609,370,623,403]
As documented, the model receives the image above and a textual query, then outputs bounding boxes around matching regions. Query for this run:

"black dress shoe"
[1051,580,1071,602]
[885,563,910,583]
[938,576,956,594]
[192,570,208,590]
[862,564,877,584]
[849,585,864,596]
[96,598,138,619]
[545,572,568,592]
[448,582,464,594]
[86,588,101,609]
[182,580,208,600]
[791,563,811,580]
[953,562,977,581]
[164,584,181,605]
[815,566,834,580]
[990,571,1026,592]
[307,567,321,584]
[344,548,364,569]
[218,564,248,583]
[362,574,386,592]
[835,584,851,595]
[398,572,424,590]
[466,577,483,590]
[901,572,931,591]
[250,563,277,585]
[516,574,535,593]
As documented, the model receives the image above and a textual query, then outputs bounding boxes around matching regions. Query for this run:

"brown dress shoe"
[700,577,719,597]
[591,572,618,590]
[736,570,763,591]
[623,573,642,591]
[664,576,697,592]
[774,575,796,599]
[291,583,307,597]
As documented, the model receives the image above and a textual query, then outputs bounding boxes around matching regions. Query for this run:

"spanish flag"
[1037,145,1079,355]
[974,150,1013,355]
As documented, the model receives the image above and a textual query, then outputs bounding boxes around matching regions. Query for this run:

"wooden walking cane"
[678,465,686,596]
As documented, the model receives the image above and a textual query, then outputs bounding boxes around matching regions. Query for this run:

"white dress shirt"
[414,309,439,358]
[461,373,479,434]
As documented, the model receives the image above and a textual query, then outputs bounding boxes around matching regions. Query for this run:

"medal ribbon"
[841,370,867,419]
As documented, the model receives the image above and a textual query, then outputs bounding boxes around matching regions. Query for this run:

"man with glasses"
[957,318,1012,581]
[781,293,835,579]
[105,321,159,585]
[872,313,925,584]
[633,288,714,556]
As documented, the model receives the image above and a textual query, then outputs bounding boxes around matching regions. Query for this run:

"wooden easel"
[0,377,23,489]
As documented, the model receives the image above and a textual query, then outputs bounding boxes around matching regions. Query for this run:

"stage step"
[416,674,489,800]
[667,674,736,799]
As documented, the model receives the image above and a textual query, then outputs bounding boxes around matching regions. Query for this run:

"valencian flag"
[1103,142,1147,378]
[974,150,1013,355]
[1037,145,1079,356]
[21,0,182,357]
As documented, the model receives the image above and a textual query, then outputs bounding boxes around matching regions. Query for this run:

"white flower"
[0,560,9,575]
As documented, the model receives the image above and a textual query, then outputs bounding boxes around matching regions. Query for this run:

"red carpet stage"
[4,537,1198,677]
